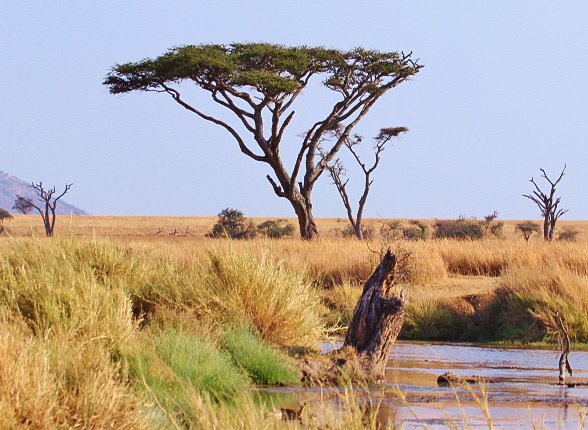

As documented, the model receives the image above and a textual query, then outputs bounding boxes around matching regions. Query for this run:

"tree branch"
[162,85,267,163]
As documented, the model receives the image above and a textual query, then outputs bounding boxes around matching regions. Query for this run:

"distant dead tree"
[13,182,73,237]
[523,165,568,241]
[326,126,408,240]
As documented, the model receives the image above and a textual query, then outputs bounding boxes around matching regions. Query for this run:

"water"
[263,341,588,429]
[383,341,588,429]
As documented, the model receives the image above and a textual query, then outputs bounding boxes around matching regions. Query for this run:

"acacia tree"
[515,221,540,242]
[104,43,422,239]
[523,165,568,241]
[0,209,13,234]
[326,126,407,240]
[13,182,73,237]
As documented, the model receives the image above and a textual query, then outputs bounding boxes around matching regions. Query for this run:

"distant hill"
[0,171,88,215]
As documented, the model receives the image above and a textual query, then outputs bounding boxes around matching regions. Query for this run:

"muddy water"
[383,342,588,429]
[263,341,588,429]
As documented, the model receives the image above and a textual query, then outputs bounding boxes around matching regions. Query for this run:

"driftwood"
[555,312,572,384]
[301,250,407,382]
[437,372,484,387]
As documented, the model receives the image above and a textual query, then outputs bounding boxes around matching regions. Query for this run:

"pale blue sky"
[2,1,587,220]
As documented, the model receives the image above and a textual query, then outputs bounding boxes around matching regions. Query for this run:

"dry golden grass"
[2,216,588,426]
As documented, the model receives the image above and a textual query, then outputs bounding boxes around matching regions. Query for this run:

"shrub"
[339,224,373,240]
[207,208,256,239]
[515,221,540,242]
[482,211,504,238]
[256,219,295,238]
[379,221,403,242]
[433,217,484,240]
[558,227,580,242]
[403,220,429,241]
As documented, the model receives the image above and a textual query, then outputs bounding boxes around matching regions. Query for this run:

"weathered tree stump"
[301,250,407,382]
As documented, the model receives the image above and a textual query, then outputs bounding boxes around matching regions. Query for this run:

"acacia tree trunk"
[300,250,406,381]
[287,185,320,240]
[293,204,319,240]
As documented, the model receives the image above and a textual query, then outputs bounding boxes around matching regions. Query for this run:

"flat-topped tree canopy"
[105,43,422,239]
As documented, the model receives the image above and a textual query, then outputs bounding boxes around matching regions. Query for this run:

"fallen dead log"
[301,250,407,382]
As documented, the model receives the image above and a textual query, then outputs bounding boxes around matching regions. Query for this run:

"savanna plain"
[2,215,588,429]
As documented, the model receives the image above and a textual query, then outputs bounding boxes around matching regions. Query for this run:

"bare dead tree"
[326,127,408,240]
[14,182,73,237]
[300,249,407,382]
[522,165,568,241]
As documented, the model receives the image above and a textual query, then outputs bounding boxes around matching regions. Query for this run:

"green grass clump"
[222,325,299,385]
[130,329,249,406]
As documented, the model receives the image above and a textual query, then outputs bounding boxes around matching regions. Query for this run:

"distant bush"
[379,221,403,242]
[339,224,374,240]
[558,227,580,242]
[403,220,429,241]
[207,208,256,239]
[433,217,484,240]
[379,220,429,242]
[483,211,504,238]
[434,212,502,240]
[256,219,295,239]
[515,221,540,242]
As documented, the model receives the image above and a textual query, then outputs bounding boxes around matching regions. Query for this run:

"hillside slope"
[0,171,87,215]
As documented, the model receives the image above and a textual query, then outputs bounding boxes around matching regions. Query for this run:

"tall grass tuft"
[498,263,588,342]
[402,299,465,340]
[198,246,324,347]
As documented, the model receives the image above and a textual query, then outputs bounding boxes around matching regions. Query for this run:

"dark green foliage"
[256,219,295,239]
[12,197,33,214]
[0,209,12,233]
[515,221,540,241]
[433,213,502,240]
[433,217,484,240]
[379,220,429,241]
[207,208,256,239]
[402,220,429,241]
[222,325,299,385]
[105,43,422,97]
